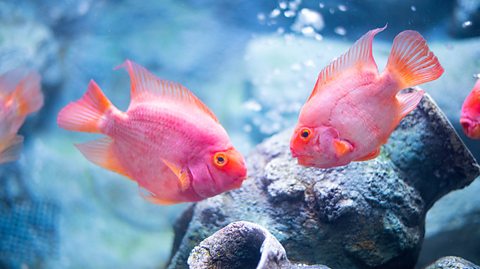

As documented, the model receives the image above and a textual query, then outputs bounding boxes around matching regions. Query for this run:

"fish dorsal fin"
[117,60,219,122]
[308,26,386,101]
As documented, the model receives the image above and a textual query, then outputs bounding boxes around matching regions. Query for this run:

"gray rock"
[167,93,479,269]
[187,221,330,269]
[424,256,480,269]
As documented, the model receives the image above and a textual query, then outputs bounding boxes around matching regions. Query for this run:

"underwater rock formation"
[168,93,479,269]
[187,221,330,269]
[425,256,480,269]
[417,178,480,267]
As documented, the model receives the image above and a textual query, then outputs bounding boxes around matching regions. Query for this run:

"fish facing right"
[290,26,444,169]
[57,60,247,205]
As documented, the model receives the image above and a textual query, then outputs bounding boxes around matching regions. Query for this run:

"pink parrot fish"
[460,78,480,139]
[57,60,247,204]
[290,26,444,168]
[0,69,43,164]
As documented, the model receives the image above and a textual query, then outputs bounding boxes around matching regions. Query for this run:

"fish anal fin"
[0,135,23,164]
[356,148,381,161]
[117,60,219,122]
[75,137,130,179]
[162,159,190,192]
[308,26,386,100]
[397,88,424,118]
[333,139,354,157]
[138,187,179,205]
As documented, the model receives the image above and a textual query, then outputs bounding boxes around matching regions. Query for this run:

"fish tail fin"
[0,135,23,164]
[10,71,43,116]
[386,30,443,89]
[57,80,114,133]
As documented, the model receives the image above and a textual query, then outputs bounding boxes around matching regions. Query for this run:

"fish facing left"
[460,78,480,139]
[290,26,444,169]
[0,69,43,164]
[57,60,247,205]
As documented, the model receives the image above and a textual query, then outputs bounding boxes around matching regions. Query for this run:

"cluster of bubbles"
[257,0,350,41]
[242,1,348,139]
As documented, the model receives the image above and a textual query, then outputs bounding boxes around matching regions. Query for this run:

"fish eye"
[300,128,312,141]
[213,152,228,167]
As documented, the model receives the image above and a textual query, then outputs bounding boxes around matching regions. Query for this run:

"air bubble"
[334,26,347,36]
[462,21,473,28]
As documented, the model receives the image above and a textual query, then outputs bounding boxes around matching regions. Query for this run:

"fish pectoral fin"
[333,139,354,157]
[355,148,381,161]
[161,159,190,192]
[138,186,179,205]
[0,135,23,164]
[397,88,425,118]
[75,137,130,179]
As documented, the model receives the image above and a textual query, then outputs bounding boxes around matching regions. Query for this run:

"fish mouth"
[460,117,480,139]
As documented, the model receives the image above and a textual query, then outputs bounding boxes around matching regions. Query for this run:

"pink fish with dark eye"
[0,69,43,164]
[290,26,444,168]
[460,78,480,139]
[57,60,247,204]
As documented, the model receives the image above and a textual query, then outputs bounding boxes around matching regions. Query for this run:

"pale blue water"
[1,0,479,268]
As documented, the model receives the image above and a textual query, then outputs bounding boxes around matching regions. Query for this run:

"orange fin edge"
[355,148,381,161]
[386,30,444,89]
[138,187,179,205]
[75,137,130,179]
[162,159,190,192]
[57,80,113,133]
[333,139,354,157]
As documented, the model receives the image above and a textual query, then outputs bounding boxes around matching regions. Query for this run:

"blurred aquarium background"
[1,0,480,268]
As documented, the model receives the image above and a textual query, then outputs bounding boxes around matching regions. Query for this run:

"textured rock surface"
[424,256,480,269]
[167,94,479,269]
[188,221,330,269]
